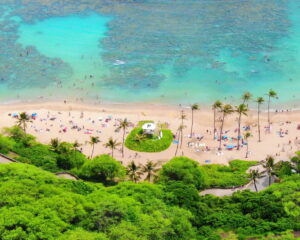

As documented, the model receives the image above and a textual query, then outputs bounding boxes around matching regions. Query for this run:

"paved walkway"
[0,154,16,163]
[200,164,271,197]
[0,153,78,181]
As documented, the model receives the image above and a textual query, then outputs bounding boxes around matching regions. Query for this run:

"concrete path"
[0,154,17,163]
[0,153,78,181]
[200,164,271,197]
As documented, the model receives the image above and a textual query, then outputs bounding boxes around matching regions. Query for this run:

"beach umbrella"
[226,145,235,149]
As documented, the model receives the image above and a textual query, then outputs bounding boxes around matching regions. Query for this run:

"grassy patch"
[138,120,154,127]
[125,126,173,152]
[202,160,257,188]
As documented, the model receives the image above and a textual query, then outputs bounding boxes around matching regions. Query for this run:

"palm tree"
[50,138,60,152]
[212,100,222,140]
[255,97,264,142]
[249,169,262,192]
[263,156,275,186]
[242,91,252,105]
[267,89,277,131]
[190,104,199,138]
[88,136,100,159]
[179,110,187,148]
[157,122,169,130]
[180,110,187,125]
[73,140,81,151]
[117,118,130,158]
[218,104,234,150]
[16,112,31,134]
[244,132,252,158]
[104,137,121,158]
[72,140,81,162]
[179,124,186,149]
[126,161,142,183]
[134,133,147,143]
[141,160,159,182]
[236,104,248,150]
[175,124,185,156]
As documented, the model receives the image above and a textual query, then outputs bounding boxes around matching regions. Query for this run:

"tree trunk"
[122,129,125,158]
[180,129,183,149]
[134,172,138,183]
[218,113,225,150]
[269,174,271,186]
[245,143,249,158]
[254,179,258,192]
[190,110,194,137]
[112,149,114,158]
[73,149,77,164]
[190,110,194,138]
[175,131,180,156]
[237,113,242,150]
[258,104,261,142]
[91,144,94,159]
[134,176,137,183]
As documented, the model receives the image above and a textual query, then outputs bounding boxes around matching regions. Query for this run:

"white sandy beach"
[0,101,299,166]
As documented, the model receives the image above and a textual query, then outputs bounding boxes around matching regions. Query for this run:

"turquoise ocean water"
[0,0,299,108]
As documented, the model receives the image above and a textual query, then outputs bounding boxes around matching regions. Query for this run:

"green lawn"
[125,125,173,153]
[202,160,258,188]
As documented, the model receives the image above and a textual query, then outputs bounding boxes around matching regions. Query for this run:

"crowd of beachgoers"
[0,97,299,167]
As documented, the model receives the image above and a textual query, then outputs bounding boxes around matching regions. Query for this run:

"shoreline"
[0,99,299,113]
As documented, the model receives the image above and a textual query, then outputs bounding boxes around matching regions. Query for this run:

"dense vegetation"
[0,126,125,184]
[0,161,300,240]
[158,157,207,190]
[1,126,300,239]
[202,160,258,188]
[125,121,173,152]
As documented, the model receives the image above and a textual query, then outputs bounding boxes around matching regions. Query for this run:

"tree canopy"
[158,157,207,190]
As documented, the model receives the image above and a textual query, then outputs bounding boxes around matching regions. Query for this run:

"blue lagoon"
[0,0,299,107]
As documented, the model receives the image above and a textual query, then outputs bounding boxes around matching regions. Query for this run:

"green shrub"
[158,157,207,190]
[78,154,126,184]
[0,152,300,239]
[59,228,108,240]
[0,135,15,154]
[57,151,86,170]
[3,126,36,147]
[291,155,300,173]
[202,160,257,188]
[275,161,293,178]
[125,127,173,152]
[13,143,60,172]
